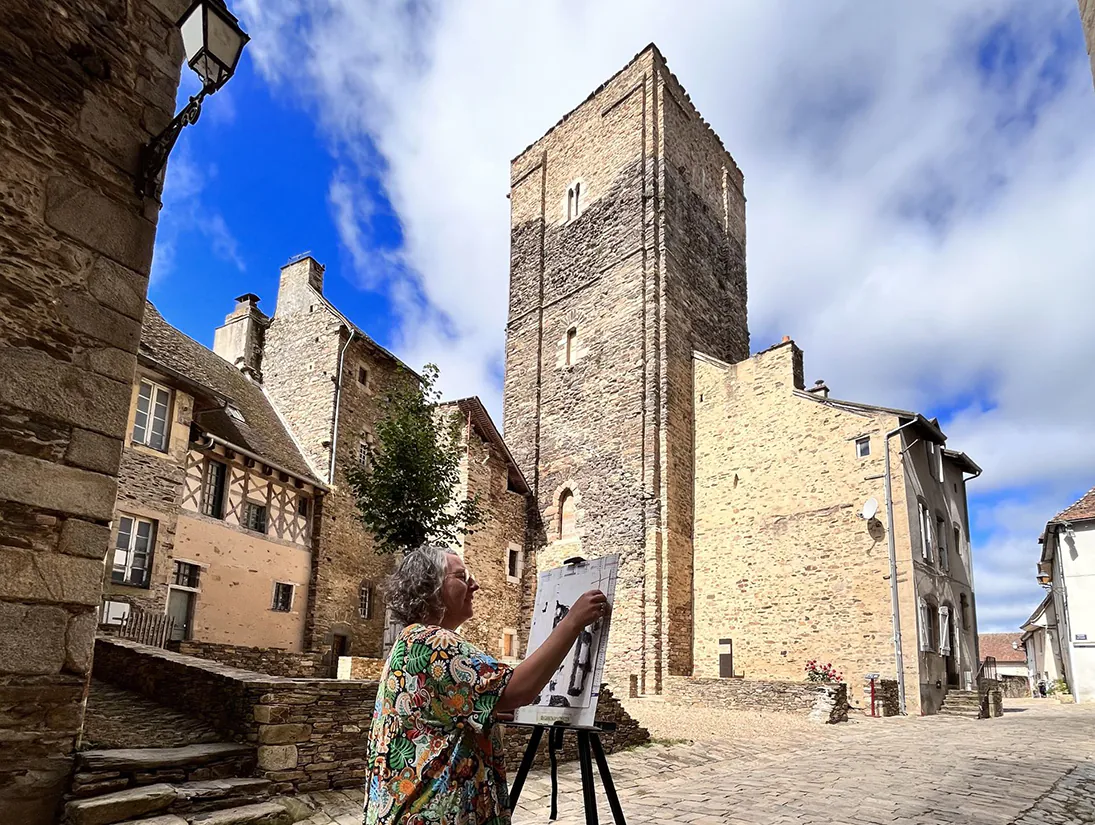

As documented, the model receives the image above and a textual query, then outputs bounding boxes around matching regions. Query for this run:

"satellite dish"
[861,498,879,520]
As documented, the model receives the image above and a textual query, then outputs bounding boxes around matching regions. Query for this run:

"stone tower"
[503,44,748,693]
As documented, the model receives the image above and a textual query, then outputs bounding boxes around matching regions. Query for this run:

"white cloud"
[234,0,1095,631]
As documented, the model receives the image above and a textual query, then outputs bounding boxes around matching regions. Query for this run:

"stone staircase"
[937,689,984,719]
[64,743,306,825]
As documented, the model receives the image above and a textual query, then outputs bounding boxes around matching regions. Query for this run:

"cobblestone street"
[294,700,1095,824]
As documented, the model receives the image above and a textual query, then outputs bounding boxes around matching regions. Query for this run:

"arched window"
[559,489,576,540]
[565,327,577,366]
[566,182,583,221]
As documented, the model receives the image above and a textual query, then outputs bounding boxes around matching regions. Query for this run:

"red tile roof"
[1055,485,1095,523]
[979,633,1025,663]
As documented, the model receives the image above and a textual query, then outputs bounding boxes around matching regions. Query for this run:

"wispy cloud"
[236,0,1095,631]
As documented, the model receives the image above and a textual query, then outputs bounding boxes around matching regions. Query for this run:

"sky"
[150,1,1095,634]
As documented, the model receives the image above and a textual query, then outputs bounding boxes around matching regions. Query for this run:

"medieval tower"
[503,44,749,693]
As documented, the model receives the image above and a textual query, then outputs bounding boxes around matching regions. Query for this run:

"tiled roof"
[139,302,323,486]
[1055,485,1095,523]
[441,397,530,496]
[979,633,1026,663]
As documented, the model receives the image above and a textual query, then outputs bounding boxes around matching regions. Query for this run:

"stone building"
[0,1,184,819]
[691,341,982,714]
[100,302,325,652]
[1079,0,1095,88]
[504,43,748,694]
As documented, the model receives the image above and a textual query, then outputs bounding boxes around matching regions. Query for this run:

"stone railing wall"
[169,640,328,679]
[663,676,849,723]
[337,656,386,681]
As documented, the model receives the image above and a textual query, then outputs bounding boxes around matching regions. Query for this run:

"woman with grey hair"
[364,545,607,825]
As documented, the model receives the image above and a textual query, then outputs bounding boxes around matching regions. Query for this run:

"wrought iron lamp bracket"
[137,83,213,199]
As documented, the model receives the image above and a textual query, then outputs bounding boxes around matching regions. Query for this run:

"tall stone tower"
[503,44,748,693]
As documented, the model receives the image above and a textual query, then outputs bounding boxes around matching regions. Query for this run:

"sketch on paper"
[514,555,619,728]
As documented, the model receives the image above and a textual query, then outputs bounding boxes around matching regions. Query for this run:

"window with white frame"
[100,599,131,626]
[112,515,155,587]
[506,545,523,583]
[271,582,294,612]
[939,605,952,655]
[242,501,268,534]
[855,436,870,458]
[918,599,937,652]
[918,501,933,562]
[132,379,171,451]
[927,441,944,481]
[501,628,518,659]
[359,582,373,620]
[937,515,948,571]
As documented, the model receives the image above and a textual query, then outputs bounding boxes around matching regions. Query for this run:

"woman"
[364,546,608,825]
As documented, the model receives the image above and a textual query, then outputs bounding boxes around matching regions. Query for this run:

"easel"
[507,720,626,824]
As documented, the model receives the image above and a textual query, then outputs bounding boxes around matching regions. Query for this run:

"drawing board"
[514,554,619,728]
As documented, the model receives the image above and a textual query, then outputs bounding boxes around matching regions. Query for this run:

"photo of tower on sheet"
[515,555,619,728]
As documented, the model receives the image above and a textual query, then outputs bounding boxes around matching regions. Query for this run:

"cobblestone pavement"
[81,680,222,749]
[289,700,1095,825]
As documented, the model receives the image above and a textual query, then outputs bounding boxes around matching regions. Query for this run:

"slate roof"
[1055,485,1095,523]
[442,397,530,496]
[139,302,323,486]
[979,633,1026,664]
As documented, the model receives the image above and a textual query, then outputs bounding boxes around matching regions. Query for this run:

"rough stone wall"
[263,259,417,660]
[663,676,849,722]
[1080,0,1095,89]
[503,44,748,695]
[692,346,905,711]
[171,641,327,679]
[0,1,182,819]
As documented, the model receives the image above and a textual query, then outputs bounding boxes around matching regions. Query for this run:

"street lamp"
[137,0,249,198]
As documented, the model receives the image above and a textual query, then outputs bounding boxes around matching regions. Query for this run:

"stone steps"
[73,743,257,798]
[937,690,984,719]
[67,788,295,825]
[114,802,297,825]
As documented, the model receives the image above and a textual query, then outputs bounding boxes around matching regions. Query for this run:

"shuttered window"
[939,606,952,654]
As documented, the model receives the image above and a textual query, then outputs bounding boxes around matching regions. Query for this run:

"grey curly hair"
[385,545,456,625]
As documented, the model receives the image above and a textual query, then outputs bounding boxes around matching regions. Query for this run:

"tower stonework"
[503,44,748,693]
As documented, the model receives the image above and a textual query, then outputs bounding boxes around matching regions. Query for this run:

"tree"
[345,363,483,555]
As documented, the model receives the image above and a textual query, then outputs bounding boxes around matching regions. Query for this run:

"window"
[242,501,268,534]
[939,605,952,655]
[112,515,154,587]
[919,599,937,652]
[133,380,171,451]
[855,436,870,458]
[201,460,228,519]
[358,440,370,469]
[953,525,961,558]
[559,489,576,540]
[225,404,245,423]
[99,599,131,626]
[937,516,948,571]
[507,546,523,583]
[927,441,944,481]
[565,327,577,366]
[918,501,933,562]
[357,365,369,386]
[272,582,294,612]
[960,593,970,630]
[298,496,310,518]
[173,561,201,589]
[567,182,582,220]
[502,629,517,659]
[359,582,373,620]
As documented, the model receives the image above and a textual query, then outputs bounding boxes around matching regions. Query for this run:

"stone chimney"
[213,293,269,379]
[806,379,830,399]
[275,255,325,317]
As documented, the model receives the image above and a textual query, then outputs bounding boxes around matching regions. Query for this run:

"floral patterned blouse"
[364,623,514,825]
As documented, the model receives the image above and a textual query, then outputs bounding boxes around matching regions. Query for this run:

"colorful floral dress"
[364,623,514,825]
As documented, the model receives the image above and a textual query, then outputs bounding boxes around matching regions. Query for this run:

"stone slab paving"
[82,680,222,749]
[290,701,1095,825]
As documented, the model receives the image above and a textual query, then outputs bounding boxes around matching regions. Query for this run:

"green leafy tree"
[345,364,483,555]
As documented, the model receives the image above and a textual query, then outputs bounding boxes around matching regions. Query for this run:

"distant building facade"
[1036,485,1095,703]
[1021,594,1063,694]
[979,632,1030,698]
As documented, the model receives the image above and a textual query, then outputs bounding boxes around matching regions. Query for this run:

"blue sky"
[150,1,1095,633]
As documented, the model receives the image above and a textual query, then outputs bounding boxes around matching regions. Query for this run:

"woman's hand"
[563,589,609,629]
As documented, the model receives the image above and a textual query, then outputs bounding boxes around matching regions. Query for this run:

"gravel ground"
[622,697,854,746]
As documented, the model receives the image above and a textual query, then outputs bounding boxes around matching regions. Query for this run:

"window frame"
[172,560,202,590]
[242,500,268,534]
[855,436,870,459]
[112,514,155,588]
[297,495,310,519]
[937,514,948,571]
[565,327,577,367]
[918,501,933,563]
[357,365,369,387]
[200,458,228,520]
[359,582,373,620]
[132,379,172,452]
[919,598,937,652]
[506,545,523,584]
[558,489,577,540]
[501,627,518,660]
[271,582,294,613]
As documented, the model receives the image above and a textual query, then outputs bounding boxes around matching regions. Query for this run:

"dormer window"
[226,403,245,423]
[566,182,582,221]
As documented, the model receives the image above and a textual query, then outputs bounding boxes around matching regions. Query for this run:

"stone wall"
[338,656,386,680]
[171,641,328,679]
[503,44,748,696]
[1079,0,1095,89]
[0,1,183,820]
[663,676,850,723]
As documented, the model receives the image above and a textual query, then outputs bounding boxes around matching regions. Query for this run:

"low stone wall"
[337,656,386,681]
[1000,674,1030,699]
[663,676,849,723]
[94,638,376,793]
[501,687,650,769]
[169,640,328,679]
[978,679,1004,718]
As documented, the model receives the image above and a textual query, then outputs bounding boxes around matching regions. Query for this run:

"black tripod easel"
[507,721,626,824]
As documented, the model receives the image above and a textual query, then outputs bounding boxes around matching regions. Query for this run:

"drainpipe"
[329,326,356,484]
[884,419,918,715]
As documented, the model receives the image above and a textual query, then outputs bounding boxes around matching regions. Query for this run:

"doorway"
[166,588,195,641]
[946,623,960,688]
[330,633,349,677]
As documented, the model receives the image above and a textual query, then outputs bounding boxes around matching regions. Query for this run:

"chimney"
[806,379,829,399]
[275,255,325,316]
[213,293,269,379]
